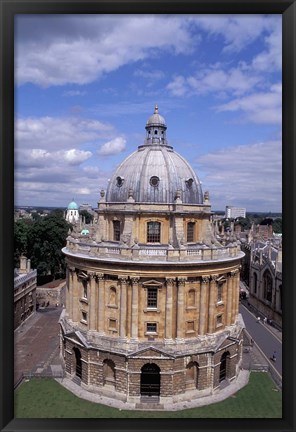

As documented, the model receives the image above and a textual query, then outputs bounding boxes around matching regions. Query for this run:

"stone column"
[97,273,105,334]
[88,272,97,331]
[68,266,75,320]
[226,273,233,326]
[131,277,140,340]
[176,277,186,341]
[208,275,218,333]
[232,269,240,322]
[199,276,209,335]
[119,276,128,338]
[231,270,239,323]
[165,277,175,342]
[72,269,80,322]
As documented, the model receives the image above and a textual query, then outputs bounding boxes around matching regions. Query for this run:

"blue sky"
[14,14,282,212]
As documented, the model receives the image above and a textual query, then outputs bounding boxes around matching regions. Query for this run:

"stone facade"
[59,107,245,406]
[14,256,37,330]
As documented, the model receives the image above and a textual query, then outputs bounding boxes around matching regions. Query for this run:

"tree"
[14,219,33,267]
[14,210,72,281]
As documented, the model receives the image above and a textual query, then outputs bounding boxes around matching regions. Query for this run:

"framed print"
[1,1,295,431]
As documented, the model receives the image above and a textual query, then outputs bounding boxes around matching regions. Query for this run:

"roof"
[106,107,203,204]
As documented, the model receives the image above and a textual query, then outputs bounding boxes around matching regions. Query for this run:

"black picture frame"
[1,1,295,431]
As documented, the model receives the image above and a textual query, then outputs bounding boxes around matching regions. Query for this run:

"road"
[239,303,282,377]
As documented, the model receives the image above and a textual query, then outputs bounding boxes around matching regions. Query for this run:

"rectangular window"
[186,321,195,332]
[81,311,87,322]
[147,287,158,308]
[83,280,88,299]
[217,284,223,302]
[146,322,157,333]
[187,222,195,242]
[147,221,161,243]
[113,220,121,241]
[109,318,117,330]
[216,314,223,327]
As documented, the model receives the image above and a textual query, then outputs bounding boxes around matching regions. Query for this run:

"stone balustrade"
[64,237,243,262]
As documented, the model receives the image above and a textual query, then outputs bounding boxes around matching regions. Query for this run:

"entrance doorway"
[73,347,82,378]
[219,351,230,382]
[140,363,160,396]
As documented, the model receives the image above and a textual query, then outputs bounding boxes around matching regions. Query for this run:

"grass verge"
[14,371,282,418]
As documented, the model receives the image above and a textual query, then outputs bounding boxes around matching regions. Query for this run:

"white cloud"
[192,15,280,55]
[15,15,195,87]
[195,140,282,211]
[15,116,114,151]
[215,83,282,124]
[97,137,126,156]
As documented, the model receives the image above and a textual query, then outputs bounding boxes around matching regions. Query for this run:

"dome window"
[186,178,194,188]
[150,176,160,187]
[116,176,124,187]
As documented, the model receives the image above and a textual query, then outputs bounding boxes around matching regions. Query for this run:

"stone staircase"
[135,395,164,410]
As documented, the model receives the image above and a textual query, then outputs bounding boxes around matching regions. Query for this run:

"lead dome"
[106,106,203,204]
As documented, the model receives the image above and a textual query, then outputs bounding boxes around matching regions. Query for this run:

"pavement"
[14,305,280,411]
[14,306,64,385]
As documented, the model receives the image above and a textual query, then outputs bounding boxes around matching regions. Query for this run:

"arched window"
[253,272,258,294]
[73,347,82,378]
[219,351,230,382]
[147,221,161,243]
[279,284,282,310]
[263,270,273,302]
[140,363,160,396]
[103,359,115,387]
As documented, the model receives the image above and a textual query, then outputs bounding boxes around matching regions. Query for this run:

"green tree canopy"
[14,210,72,281]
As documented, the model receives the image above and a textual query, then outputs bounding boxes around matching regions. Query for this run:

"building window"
[150,176,160,187]
[186,178,194,188]
[81,311,87,322]
[147,221,161,243]
[113,220,121,241]
[253,272,258,294]
[263,271,273,302]
[82,280,88,299]
[116,176,124,187]
[216,314,223,327]
[146,322,157,333]
[186,321,195,333]
[147,287,158,308]
[217,283,223,303]
[109,318,117,331]
[187,222,195,242]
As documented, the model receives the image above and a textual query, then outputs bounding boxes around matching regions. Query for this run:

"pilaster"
[199,276,209,335]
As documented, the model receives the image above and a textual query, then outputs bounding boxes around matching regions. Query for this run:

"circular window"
[186,178,194,188]
[116,176,124,187]
[150,176,160,187]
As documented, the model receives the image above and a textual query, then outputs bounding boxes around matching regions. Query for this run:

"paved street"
[14,306,63,386]
[239,303,282,377]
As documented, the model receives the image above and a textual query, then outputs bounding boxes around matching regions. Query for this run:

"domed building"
[65,199,79,223]
[59,106,245,407]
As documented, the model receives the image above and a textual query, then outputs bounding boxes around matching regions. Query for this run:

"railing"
[139,249,167,256]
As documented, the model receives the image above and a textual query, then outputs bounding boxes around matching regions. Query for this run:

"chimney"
[27,259,31,273]
[19,256,27,274]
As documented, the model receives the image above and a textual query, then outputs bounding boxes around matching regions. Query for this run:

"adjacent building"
[59,106,245,406]
[225,206,246,219]
[14,256,37,330]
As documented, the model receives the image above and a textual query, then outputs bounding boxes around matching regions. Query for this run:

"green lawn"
[14,372,282,418]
